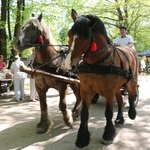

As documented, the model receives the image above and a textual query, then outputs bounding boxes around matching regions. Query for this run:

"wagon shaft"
[20,66,80,85]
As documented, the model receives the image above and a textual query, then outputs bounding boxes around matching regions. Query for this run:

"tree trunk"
[0,0,7,64]
[13,0,25,58]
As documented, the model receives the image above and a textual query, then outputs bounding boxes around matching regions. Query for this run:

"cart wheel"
[134,86,139,107]
[91,93,99,104]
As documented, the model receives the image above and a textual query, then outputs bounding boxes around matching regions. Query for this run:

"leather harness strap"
[78,46,133,80]
[78,64,133,80]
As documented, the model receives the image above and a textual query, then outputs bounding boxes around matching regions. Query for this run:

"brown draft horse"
[65,9,138,148]
[13,13,82,134]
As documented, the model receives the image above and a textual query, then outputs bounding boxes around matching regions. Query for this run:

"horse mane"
[71,14,111,44]
[40,19,58,46]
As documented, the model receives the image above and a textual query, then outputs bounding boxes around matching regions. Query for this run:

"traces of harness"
[78,45,134,81]
[30,46,78,79]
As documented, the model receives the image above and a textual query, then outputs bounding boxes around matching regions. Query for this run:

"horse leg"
[128,83,137,120]
[58,85,73,127]
[69,83,81,120]
[36,89,52,134]
[114,90,124,127]
[102,97,116,145]
[75,101,90,148]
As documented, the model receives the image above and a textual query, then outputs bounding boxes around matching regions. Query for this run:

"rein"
[26,43,77,78]
[26,43,69,48]
[26,43,69,70]
[33,50,66,70]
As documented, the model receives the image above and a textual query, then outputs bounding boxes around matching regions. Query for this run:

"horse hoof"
[63,109,74,126]
[75,146,88,150]
[128,108,136,120]
[101,138,113,145]
[115,122,123,128]
[72,111,80,120]
[36,127,47,134]
[114,119,124,127]
[36,121,54,134]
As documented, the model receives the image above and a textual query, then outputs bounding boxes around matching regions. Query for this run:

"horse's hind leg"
[69,83,81,120]
[128,83,137,120]
[58,84,73,127]
[114,89,124,127]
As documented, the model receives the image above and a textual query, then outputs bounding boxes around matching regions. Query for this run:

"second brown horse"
[65,9,138,148]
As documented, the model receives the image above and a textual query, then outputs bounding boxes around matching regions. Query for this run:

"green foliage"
[59,27,69,44]
[1,0,150,59]
[0,21,6,29]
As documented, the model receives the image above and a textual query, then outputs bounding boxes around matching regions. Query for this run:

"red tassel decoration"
[91,41,97,52]
[38,35,44,44]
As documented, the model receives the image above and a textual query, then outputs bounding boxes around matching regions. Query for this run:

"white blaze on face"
[18,33,25,47]
[65,35,78,70]
[19,24,29,47]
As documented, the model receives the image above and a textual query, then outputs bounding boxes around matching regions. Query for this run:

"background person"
[145,58,149,73]
[10,55,27,101]
[140,56,147,79]
[26,48,39,102]
[0,55,6,72]
[114,26,135,50]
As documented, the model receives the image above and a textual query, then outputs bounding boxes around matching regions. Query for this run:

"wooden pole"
[20,66,80,85]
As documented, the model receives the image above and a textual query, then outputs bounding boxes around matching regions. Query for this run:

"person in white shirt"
[26,48,39,102]
[10,55,27,101]
[140,56,147,79]
[114,26,135,50]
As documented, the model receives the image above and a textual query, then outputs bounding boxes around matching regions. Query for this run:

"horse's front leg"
[102,97,116,145]
[69,83,81,120]
[75,101,90,148]
[59,85,73,127]
[36,88,52,134]
[114,89,124,127]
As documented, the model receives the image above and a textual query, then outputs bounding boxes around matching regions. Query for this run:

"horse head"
[65,9,111,70]
[65,9,94,70]
[13,13,50,52]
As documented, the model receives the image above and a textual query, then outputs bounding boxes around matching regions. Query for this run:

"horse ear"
[71,9,78,22]
[38,13,42,22]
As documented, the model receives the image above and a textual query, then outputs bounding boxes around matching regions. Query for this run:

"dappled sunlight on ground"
[0,77,150,149]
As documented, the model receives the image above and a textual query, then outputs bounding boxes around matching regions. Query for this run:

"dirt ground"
[0,77,150,150]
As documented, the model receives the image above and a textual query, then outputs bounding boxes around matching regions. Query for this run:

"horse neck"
[35,43,59,65]
[35,28,61,65]
[84,33,111,64]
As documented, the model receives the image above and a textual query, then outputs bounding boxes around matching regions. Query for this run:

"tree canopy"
[0,0,150,65]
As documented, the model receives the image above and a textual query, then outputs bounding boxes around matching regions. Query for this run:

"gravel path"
[0,77,150,150]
